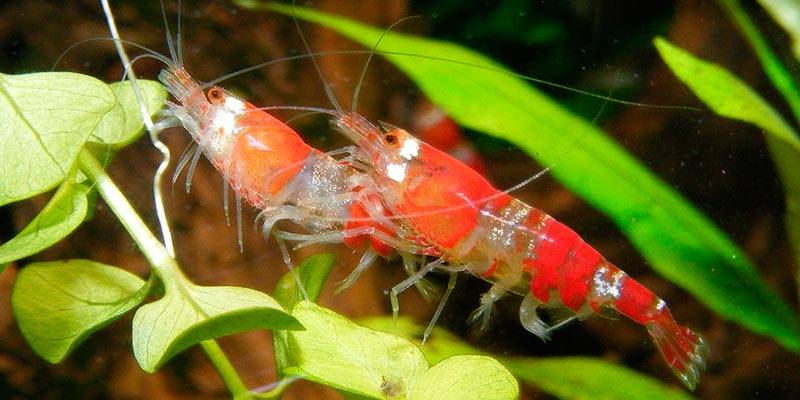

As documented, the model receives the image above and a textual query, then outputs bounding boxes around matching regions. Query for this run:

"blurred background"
[1,0,799,398]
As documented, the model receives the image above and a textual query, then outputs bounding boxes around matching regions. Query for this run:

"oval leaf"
[11,259,149,363]
[132,284,300,372]
[285,301,428,399]
[410,355,518,400]
[255,3,800,351]
[91,80,167,147]
[362,316,696,400]
[0,179,90,267]
[0,72,115,206]
[272,253,335,376]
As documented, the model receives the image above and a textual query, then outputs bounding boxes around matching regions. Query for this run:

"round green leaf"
[132,284,300,373]
[91,80,167,147]
[272,254,336,376]
[360,316,481,365]
[285,301,428,399]
[0,72,115,206]
[410,356,518,400]
[0,179,90,267]
[11,259,149,363]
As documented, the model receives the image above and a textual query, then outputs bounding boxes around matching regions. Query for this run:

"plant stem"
[200,341,250,398]
[718,0,800,127]
[77,149,249,398]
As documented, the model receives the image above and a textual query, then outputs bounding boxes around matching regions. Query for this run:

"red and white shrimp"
[332,112,708,389]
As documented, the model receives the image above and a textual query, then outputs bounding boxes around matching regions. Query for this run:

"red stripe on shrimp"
[558,240,602,311]
[526,217,580,303]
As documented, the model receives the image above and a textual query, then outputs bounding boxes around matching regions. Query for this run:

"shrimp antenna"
[160,0,178,64]
[251,104,340,118]
[176,0,184,66]
[351,15,420,113]
[290,0,342,112]
[52,37,174,71]
[201,47,698,112]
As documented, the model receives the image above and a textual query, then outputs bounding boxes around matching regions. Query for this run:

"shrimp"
[332,113,709,390]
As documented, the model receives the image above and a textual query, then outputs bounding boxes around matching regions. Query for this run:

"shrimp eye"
[384,133,398,145]
[207,87,225,104]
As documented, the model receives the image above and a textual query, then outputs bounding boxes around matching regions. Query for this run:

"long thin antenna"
[101,0,176,257]
[289,0,342,112]
[202,48,699,112]
[50,39,698,112]
[159,0,177,63]
[351,16,420,112]
[176,0,184,65]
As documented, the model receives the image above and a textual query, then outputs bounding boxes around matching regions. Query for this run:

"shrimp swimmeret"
[331,111,709,390]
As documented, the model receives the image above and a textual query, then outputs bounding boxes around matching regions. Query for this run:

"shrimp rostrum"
[333,111,709,390]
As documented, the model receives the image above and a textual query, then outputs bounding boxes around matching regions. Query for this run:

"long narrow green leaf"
[249,2,800,351]
[273,253,336,311]
[655,36,800,311]
[755,0,800,61]
[717,0,800,125]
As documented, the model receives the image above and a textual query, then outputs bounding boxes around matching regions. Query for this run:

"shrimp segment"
[334,111,708,389]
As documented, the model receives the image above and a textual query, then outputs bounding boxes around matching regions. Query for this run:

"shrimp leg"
[468,265,523,330]
[401,253,439,302]
[276,235,309,301]
[422,272,457,344]
[390,258,444,321]
[334,248,379,293]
